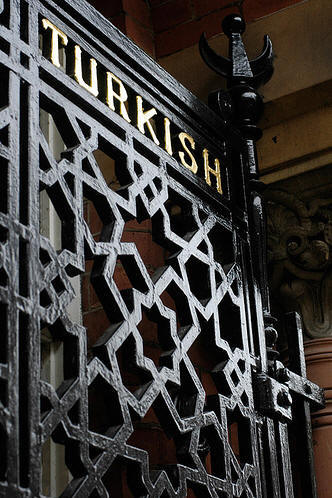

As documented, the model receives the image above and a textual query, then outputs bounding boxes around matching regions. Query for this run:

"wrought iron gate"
[0,0,324,496]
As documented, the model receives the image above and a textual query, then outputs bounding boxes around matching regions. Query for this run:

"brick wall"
[87,0,155,56]
[87,0,306,58]
[152,0,305,57]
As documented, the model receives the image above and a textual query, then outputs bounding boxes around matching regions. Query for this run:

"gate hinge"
[253,373,292,421]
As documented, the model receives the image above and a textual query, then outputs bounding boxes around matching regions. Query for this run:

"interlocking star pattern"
[0,2,265,496]
[36,89,259,497]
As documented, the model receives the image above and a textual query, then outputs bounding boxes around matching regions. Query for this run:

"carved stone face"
[266,190,332,339]
[290,239,329,271]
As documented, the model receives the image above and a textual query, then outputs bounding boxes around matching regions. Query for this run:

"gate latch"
[253,373,292,421]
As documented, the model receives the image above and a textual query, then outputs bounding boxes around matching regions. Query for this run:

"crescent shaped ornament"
[250,35,274,87]
[199,32,231,79]
[199,15,274,89]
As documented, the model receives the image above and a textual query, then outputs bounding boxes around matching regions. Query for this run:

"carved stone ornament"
[266,189,332,339]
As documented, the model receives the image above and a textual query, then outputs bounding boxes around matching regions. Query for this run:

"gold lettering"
[136,96,160,145]
[203,148,223,194]
[106,72,131,123]
[164,117,173,156]
[42,19,68,68]
[178,132,198,173]
[74,45,99,97]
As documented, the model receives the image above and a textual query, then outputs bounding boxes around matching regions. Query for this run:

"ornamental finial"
[199,13,274,141]
[199,13,273,89]
[200,14,277,361]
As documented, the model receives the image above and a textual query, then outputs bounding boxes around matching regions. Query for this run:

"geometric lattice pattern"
[0,1,319,497]
[37,94,257,496]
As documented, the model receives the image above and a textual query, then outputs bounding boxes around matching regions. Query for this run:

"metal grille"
[0,1,324,497]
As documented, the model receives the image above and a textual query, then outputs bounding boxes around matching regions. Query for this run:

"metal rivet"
[277,391,292,407]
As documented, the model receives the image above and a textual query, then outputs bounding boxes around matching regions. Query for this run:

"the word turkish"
[41,19,223,195]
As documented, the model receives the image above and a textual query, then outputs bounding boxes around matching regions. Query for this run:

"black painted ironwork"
[0,1,324,497]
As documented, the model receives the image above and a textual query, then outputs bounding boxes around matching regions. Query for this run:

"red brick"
[123,0,152,28]
[83,201,89,224]
[102,458,131,496]
[152,0,193,33]
[84,260,94,273]
[125,16,155,56]
[188,340,217,371]
[205,451,212,475]
[120,373,141,392]
[193,0,234,17]
[116,347,144,390]
[127,426,177,466]
[90,281,102,309]
[83,275,103,312]
[199,7,240,36]
[123,218,152,231]
[200,371,218,396]
[87,0,123,19]
[84,308,110,347]
[160,290,176,312]
[243,0,303,22]
[229,422,240,456]
[142,406,159,424]
[187,340,202,367]
[120,231,165,269]
[142,343,162,366]
[113,262,133,290]
[137,310,159,343]
[155,6,239,57]
[89,202,103,236]
[82,274,90,311]
[149,0,167,6]
[110,12,127,32]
